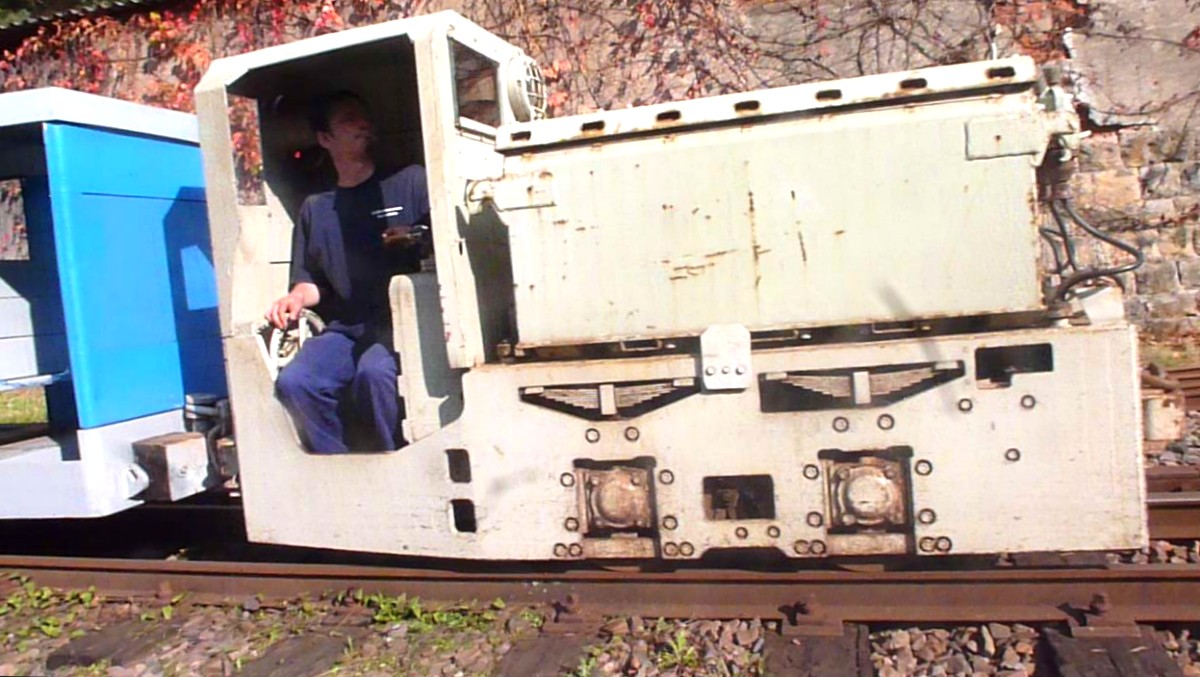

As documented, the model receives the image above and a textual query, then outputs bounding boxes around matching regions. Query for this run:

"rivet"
[1005,448,1021,462]
[877,414,895,430]
[833,416,850,432]
[1021,395,1036,410]
[915,460,933,476]
[704,366,716,376]
[919,537,936,553]
[841,514,857,526]
[721,365,731,374]
[806,512,824,527]
[883,467,897,480]
[663,542,679,557]
[735,527,749,539]
[935,537,952,553]
[793,540,809,554]
[809,540,827,555]
[803,464,820,480]
[662,515,678,530]
[958,398,973,413]
[564,517,579,531]
[560,473,576,487]
[659,470,675,484]
[568,543,584,557]
[585,428,601,443]
[836,467,851,480]
[735,365,747,375]
[624,426,640,442]
[917,509,936,525]
[630,474,642,486]
[679,542,695,557]
[553,543,568,557]
[767,526,781,538]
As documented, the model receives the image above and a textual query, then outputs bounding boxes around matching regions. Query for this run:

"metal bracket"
[779,601,846,637]
[469,172,556,211]
[700,324,752,391]
[1065,593,1143,638]
[543,593,593,634]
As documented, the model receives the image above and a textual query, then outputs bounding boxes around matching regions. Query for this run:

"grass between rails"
[0,387,46,425]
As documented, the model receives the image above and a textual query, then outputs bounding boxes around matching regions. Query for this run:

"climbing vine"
[0,0,1089,198]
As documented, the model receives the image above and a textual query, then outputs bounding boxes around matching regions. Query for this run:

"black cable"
[1052,198,1145,301]
[1049,200,1080,272]
[1039,227,1067,274]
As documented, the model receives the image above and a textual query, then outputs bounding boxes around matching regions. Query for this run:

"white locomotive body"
[196,11,1146,560]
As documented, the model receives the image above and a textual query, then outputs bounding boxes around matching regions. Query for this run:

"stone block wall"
[1065,0,1200,342]
[1068,128,1200,338]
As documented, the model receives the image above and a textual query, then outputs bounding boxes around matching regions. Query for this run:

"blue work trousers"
[275,331,399,453]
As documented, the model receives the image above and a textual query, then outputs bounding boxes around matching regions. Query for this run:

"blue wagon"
[0,88,227,518]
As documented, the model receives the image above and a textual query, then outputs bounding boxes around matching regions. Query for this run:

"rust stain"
[704,249,737,259]
[672,263,711,277]
[662,204,675,211]
[748,189,762,290]
[553,219,569,226]
[797,230,808,264]
[834,230,846,236]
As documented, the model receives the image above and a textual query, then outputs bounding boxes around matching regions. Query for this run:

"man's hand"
[266,283,319,329]
[382,225,422,249]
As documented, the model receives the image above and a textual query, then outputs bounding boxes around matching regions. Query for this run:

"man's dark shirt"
[289,165,430,338]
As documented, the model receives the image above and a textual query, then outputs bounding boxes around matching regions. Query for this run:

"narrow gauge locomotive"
[0,10,1150,562]
[194,11,1148,561]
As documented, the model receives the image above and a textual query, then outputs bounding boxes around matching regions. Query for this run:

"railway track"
[3,554,1200,626]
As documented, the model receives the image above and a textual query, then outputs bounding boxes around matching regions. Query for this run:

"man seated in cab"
[266,90,430,453]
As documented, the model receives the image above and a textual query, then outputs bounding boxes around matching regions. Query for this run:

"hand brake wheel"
[258,310,326,380]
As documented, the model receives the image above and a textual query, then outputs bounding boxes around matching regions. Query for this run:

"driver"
[266,90,430,453]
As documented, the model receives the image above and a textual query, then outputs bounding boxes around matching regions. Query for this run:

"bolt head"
[704,366,716,376]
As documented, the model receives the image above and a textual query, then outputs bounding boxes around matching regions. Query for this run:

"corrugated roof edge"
[0,0,173,35]
[0,87,198,144]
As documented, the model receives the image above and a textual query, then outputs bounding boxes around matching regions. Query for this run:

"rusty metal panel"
[494,59,1050,347]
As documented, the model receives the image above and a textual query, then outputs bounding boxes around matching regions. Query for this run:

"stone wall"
[1067,0,1200,340]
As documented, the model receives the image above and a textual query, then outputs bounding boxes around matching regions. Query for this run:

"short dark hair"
[307,90,366,133]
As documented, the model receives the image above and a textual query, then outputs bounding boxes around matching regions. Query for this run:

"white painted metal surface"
[0,409,183,519]
[0,88,198,143]
[491,58,1058,347]
[228,324,1143,558]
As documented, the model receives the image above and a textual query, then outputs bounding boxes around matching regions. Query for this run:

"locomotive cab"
[0,89,227,519]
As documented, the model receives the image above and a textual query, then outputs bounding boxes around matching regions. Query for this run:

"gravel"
[871,623,1042,677]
